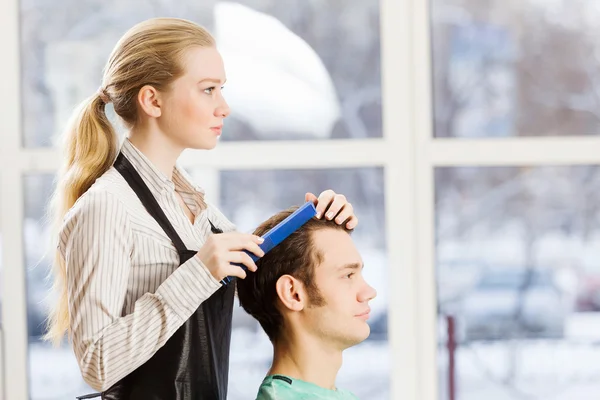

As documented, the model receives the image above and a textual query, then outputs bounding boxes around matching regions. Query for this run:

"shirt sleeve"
[60,190,221,391]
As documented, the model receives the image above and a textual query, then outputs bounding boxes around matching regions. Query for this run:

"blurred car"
[367,311,388,341]
[460,267,565,342]
[575,274,600,312]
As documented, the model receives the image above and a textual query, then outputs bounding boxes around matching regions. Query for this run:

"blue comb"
[220,202,317,285]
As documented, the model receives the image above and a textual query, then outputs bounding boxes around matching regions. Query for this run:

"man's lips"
[355,308,371,320]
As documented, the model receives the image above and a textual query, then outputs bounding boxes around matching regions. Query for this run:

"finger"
[333,203,354,225]
[229,251,258,272]
[345,215,359,230]
[305,192,318,204]
[323,194,347,220]
[315,189,336,218]
[244,241,265,258]
[224,232,264,244]
[223,233,264,250]
[226,235,265,258]
[225,263,248,280]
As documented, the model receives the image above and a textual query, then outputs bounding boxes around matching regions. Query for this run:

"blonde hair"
[45,18,215,345]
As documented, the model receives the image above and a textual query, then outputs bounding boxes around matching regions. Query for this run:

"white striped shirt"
[59,139,236,391]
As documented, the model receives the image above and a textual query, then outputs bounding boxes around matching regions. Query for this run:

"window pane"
[432,0,600,137]
[436,166,600,400]
[24,174,93,399]
[220,168,389,399]
[24,168,388,399]
[21,0,381,148]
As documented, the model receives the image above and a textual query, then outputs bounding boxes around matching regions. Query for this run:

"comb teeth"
[221,202,317,286]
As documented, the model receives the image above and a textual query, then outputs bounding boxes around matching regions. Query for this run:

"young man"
[237,207,377,399]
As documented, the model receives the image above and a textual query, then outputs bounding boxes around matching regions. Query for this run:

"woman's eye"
[204,85,225,95]
[346,272,355,279]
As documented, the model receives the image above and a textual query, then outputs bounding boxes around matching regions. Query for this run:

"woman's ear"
[137,85,162,118]
[275,275,307,312]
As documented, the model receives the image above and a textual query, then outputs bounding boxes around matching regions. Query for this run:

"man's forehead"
[311,228,362,268]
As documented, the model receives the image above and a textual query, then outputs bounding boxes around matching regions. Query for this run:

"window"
[9,1,390,399]
[436,166,600,399]
[427,1,600,399]
[431,0,600,137]
[6,0,600,397]
[20,0,381,147]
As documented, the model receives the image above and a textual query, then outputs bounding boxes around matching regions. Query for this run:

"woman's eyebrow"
[198,78,226,84]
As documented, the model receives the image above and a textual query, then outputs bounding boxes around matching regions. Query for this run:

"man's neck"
[269,333,343,391]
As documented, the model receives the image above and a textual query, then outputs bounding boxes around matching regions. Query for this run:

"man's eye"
[346,272,355,279]
[204,87,215,94]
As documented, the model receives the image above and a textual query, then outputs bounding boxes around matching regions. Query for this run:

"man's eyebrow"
[337,263,363,271]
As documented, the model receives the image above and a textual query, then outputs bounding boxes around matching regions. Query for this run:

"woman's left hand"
[305,190,358,229]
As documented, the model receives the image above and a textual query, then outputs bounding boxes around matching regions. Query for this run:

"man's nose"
[358,281,377,302]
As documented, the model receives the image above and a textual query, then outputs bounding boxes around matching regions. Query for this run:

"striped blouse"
[58,138,236,391]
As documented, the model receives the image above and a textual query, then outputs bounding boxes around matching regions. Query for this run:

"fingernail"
[257,237,264,243]
[316,212,322,218]
[326,212,334,220]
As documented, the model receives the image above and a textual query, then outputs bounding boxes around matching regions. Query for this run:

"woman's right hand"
[196,233,265,281]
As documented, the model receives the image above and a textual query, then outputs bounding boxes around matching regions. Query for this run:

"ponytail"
[44,93,118,345]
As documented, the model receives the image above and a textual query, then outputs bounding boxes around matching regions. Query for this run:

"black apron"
[77,152,235,400]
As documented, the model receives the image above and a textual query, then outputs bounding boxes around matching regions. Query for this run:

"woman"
[45,17,358,400]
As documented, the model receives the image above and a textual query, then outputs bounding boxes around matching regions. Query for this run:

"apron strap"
[73,154,228,400]
[114,152,188,252]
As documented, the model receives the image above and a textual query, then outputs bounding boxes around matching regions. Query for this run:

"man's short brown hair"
[236,206,352,343]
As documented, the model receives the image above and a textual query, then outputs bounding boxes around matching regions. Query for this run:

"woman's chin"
[187,138,219,151]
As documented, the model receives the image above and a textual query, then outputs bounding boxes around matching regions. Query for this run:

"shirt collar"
[120,139,206,210]
[173,164,208,212]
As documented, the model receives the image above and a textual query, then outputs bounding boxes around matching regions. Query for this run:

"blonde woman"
[46,18,358,400]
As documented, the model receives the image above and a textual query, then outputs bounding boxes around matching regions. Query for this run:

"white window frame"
[3,0,600,399]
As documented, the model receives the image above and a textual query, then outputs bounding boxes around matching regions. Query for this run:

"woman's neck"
[127,130,183,179]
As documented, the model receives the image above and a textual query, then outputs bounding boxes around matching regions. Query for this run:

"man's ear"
[275,274,306,312]
[137,85,162,118]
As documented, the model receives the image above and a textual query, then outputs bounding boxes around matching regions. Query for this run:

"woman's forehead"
[181,46,226,81]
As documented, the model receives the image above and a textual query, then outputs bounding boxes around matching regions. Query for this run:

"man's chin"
[341,327,370,349]
[358,326,371,343]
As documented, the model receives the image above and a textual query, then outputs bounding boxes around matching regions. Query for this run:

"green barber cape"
[256,375,360,400]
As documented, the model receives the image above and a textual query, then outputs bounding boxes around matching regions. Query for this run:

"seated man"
[237,206,377,400]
